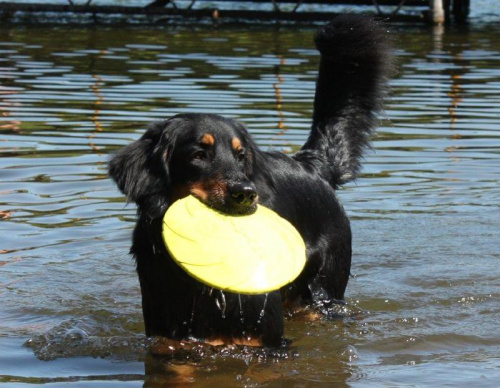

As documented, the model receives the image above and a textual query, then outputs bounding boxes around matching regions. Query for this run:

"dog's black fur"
[109,15,391,347]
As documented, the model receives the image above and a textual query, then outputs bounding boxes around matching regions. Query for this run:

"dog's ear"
[108,120,177,218]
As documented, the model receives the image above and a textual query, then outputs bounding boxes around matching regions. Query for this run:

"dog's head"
[109,114,258,219]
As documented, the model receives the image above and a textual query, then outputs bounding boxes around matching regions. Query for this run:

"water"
[1,10,500,388]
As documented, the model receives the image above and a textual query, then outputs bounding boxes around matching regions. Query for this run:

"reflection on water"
[1,19,499,387]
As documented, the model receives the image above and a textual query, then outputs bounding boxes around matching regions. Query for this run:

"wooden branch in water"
[146,0,171,8]
[0,1,424,23]
[0,2,176,15]
[0,0,430,12]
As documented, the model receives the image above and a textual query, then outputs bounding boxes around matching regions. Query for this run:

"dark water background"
[1,5,499,387]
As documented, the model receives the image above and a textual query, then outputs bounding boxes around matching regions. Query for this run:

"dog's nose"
[229,182,257,206]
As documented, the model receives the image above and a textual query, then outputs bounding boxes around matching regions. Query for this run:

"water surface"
[1,14,499,388]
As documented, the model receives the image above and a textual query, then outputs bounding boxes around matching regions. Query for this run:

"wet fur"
[109,14,391,347]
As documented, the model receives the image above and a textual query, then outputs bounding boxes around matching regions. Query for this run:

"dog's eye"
[191,151,207,161]
[236,151,245,162]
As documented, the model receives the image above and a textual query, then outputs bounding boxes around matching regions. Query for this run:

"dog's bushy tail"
[298,14,392,187]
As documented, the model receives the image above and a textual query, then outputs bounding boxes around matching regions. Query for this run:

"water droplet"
[340,345,358,362]
[238,294,244,324]
[215,290,226,318]
[188,295,196,335]
[257,293,268,324]
[64,328,88,341]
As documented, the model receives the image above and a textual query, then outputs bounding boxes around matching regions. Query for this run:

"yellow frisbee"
[162,195,306,294]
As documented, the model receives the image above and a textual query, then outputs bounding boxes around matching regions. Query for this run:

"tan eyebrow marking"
[232,137,242,151]
[201,133,215,146]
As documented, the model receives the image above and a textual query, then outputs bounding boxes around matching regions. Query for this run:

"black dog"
[109,15,390,347]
